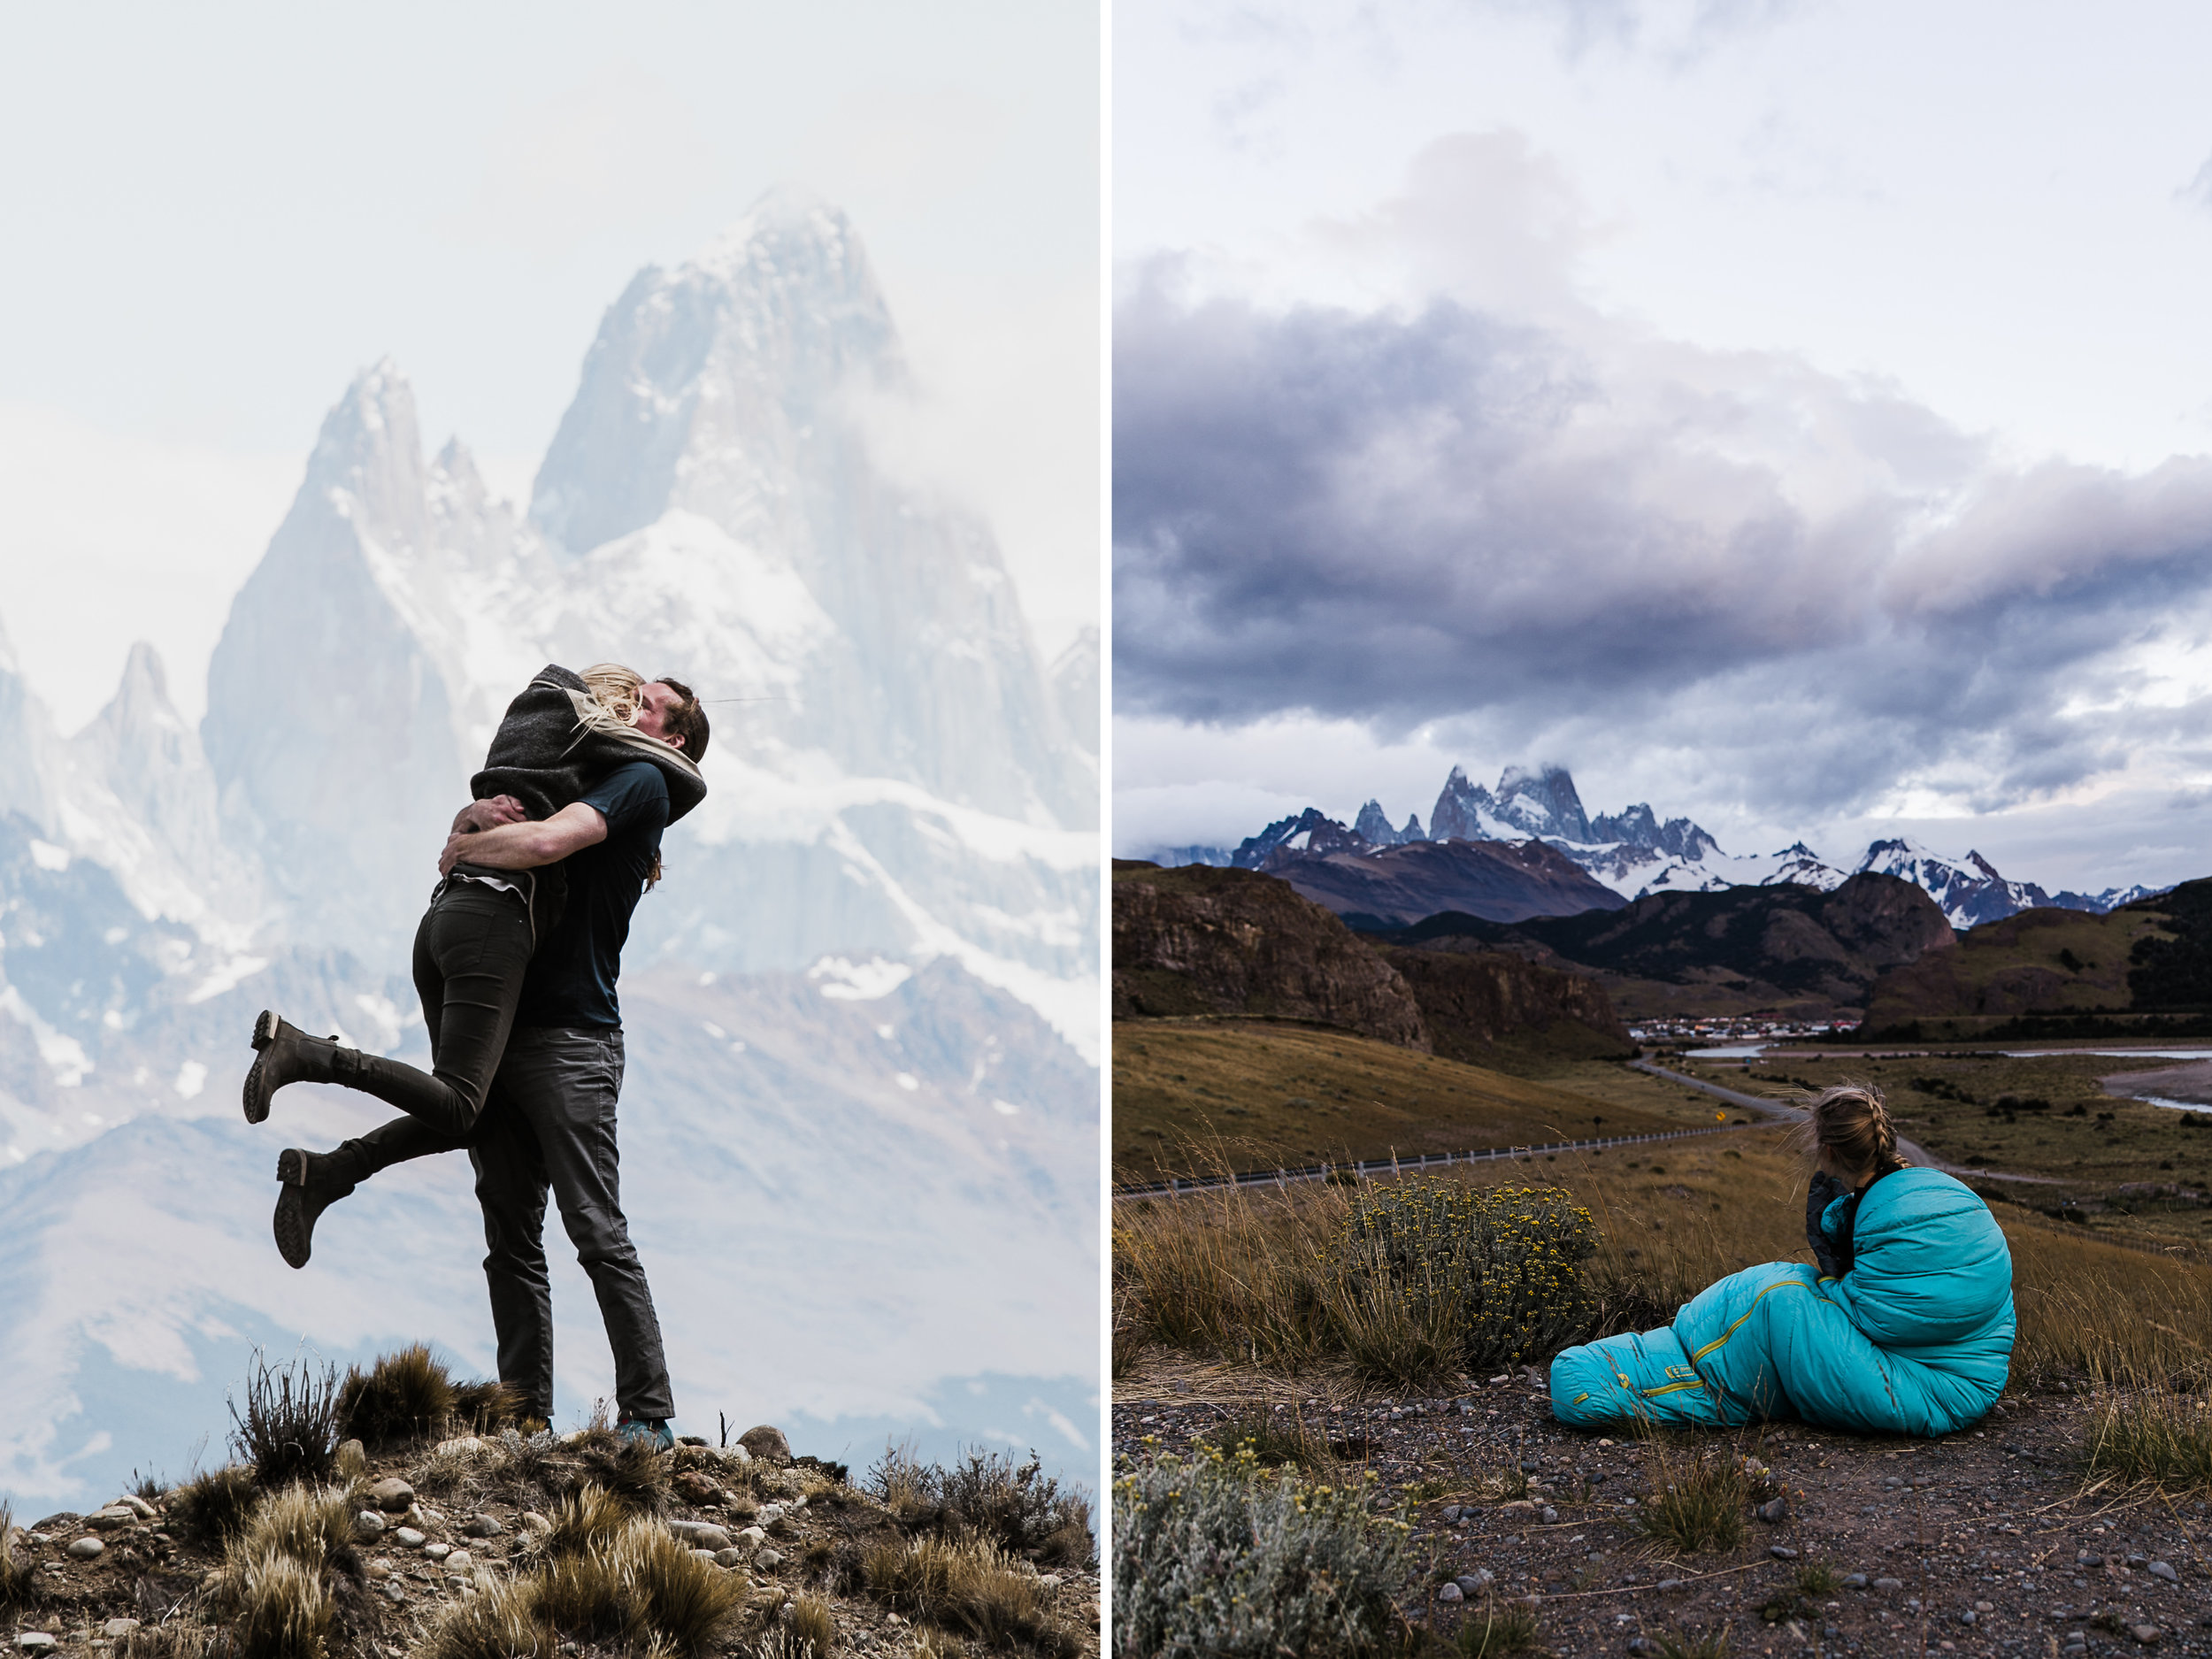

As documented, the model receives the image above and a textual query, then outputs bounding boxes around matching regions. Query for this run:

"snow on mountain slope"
[0,192,1098,1507]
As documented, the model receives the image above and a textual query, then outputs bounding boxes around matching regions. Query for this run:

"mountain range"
[1141,764,2161,930]
[0,192,1098,1507]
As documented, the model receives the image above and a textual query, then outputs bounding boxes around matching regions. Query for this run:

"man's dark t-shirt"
[512,761,669,1030]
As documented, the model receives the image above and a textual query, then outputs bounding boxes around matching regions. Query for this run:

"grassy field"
[1114,1125,2212,1388]
[1110,1022,1727,1182]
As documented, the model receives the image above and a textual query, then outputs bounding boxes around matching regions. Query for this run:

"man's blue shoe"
[615,1417,674,1450]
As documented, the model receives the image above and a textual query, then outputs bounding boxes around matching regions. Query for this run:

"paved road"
[1632,1059,2062,1186]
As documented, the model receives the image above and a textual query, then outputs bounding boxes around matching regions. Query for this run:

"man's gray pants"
[469,1025,676,1423]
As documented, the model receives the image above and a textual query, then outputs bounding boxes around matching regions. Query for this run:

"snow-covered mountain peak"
[297,357,431,554]
[531,194,899,560]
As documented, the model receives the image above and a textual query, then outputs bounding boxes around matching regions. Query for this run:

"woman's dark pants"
[329,879,532,1176]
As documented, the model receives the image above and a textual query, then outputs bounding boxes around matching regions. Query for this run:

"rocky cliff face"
[1381,946,1636,1066]
[1110,861,1429,1048]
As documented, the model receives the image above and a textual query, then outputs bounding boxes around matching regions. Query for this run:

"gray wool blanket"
[471,664,709,824]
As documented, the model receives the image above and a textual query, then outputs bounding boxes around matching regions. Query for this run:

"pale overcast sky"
[1114,0,2212,891]
[0,1,1099,727]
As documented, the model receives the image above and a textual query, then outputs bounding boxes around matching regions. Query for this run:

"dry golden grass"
[862,1535,1064,1652]
[0,1502,34,1610]
[787,1594,837,1655]
[211,1547,335,1659]
[1113,1025,1691,1181]
[1115,1125,2212,1392]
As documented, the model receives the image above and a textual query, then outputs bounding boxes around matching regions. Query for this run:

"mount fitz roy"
[0,192,1098,1507]
[1148,764,2157,931]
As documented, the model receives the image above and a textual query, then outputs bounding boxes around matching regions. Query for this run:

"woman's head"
[578,664,710,759]
[1799,1079,1902,1180]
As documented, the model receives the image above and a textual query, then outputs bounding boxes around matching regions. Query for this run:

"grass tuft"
[787,1593,837,1656]
[416,1578,549,1659]
[1198,1408,1335,1472]
[2086,1370,2212,1489]
[1635,1444,1749,1555]
[571,1434,673,1515]
[211,1546,336,1659]
[229,1349,341,1488]
[1650,1625,1733,1658]
[543,1483,630,1558]
[864,1535,1064,1650]
[336,1343,457,1450]
[0,1502,35,1611]
[1793,1561,1840,1599]
[170,1464,262,1547]
[609,1520,744,1651]
[1455,1600,1541,1656]
[452,1377,528,1434]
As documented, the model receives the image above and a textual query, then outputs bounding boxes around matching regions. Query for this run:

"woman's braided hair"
[1794,1079,1909,1178]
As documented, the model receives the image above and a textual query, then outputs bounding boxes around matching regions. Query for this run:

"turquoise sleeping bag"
[1549,1168,2014,1437]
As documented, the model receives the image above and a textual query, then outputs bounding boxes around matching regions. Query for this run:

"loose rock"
[101,1619,141,1639]
[2132,1626,2162,1646]
[87,1507,134,1531]
[2151,1560,2181,1584]
[114,1495,157,1521]
[66,1536,104,1559]
[715,1547,747,1569]
[13,1637,57,1655]
[356,1509,388,1539]
[394,1526,427,1549]
[669,1519,733,1551]
[1755,1494,1789,1524]
[757,1548,784,1570]
[1769,1546,1799,1561]
[460,1513,503,1538]
[1874,1577,1905,1591]
[1438,1583,1463,1604]
[425,1542,451,1562]
[367,1476,415,1514]
[446,1549,475,1571]
[739,1425,792,1464]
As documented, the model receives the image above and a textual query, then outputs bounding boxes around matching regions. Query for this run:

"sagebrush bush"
[1112,1442,1409,1658]
[939,1448,1095,1567]
[1326,1180,1597,1384]
[229,1350,341,1488]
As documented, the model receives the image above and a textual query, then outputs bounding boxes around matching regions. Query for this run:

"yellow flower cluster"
[1327,1178,1599,1369]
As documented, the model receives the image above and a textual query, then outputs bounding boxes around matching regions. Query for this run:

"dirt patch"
[1115,1362,2212,1656]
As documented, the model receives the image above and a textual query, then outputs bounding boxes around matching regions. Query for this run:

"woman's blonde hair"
[579,663,648,726]
[575,663,664,889]
[1793,1079,1907,1178]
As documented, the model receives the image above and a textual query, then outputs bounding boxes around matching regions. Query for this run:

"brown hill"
[1111,861,1429,1048]
[1257,836,1627,926]
[1387,873,1955,1021]
[1860,880,2212,1036]
[1380,945,1636,1067]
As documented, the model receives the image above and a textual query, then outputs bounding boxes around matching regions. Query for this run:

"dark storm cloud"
[1113,272,2212,815]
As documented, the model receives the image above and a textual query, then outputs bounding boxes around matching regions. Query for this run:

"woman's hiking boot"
[273,1146,364,1269]
[243,1010,356,1124]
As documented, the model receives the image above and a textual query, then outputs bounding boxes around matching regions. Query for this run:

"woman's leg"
[250,879,533,1138]
[270,880,533,1267]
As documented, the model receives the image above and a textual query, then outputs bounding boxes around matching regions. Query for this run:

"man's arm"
[441,801,607,874]
[451,795,528,835]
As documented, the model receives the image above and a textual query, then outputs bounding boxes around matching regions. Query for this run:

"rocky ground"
[1114,1370,2212,1657]
[4,1425,1101,1657]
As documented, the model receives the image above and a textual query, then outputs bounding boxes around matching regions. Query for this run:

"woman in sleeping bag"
[1549,1083,2014,1437]
[236,662,709,1267]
